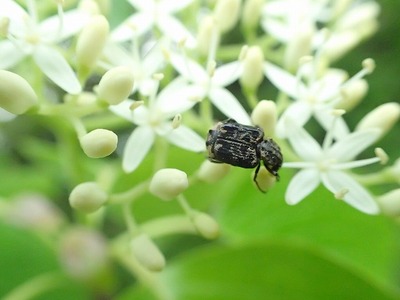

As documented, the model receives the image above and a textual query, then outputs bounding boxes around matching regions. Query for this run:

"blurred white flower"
[261,0,380,61]
[110,78,205,172]
[283,114,383,214]
[0,0,90,94]
[169,52,251,124]
[111,0,196,48]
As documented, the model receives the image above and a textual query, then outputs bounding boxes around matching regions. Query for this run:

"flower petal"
[122,126,155,172]
[169,53,208,82]
[209,87,251,125]
[111,13,153,42]
[286,119,322,161]
[158,15,196,48]
[314,109,350,140]
[156,78,199,117]
[321,170,379,214]
[109,99,135,122]
[285,168,320,205]
[33,45,81,94]
[326,128,381,162]
[213,61,242,87]
[0,40,26,69]
[0,107,16,122]
[39,9,90,41]
[159,0,194,13]
[164,125,205,152]
[264,61,300,98]
[275,101,311,138]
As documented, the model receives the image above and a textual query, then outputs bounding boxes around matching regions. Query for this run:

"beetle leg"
[253,163,266,193]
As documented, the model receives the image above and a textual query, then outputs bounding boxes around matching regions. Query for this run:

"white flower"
[0,0,90,94]
[261,0,380,61]
[110,78,205,172]
[111,0,196,48]
[169,52,251,125]
[101,39,165,96]
[266,57,374,139]
[284,114,383,214]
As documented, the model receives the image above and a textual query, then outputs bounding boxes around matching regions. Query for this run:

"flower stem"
[3,272,66,300]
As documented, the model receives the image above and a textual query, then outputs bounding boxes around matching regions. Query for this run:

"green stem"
[153,137,169,173]
[108,180,149,205]
[3,272,66,300]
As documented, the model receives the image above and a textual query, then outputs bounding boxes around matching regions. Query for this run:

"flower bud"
[4,193,64,233]
[197,160,231,183]
[149,169,189,201]
[251,100,277,137]
[336,79,368,111]
[213,0,241,33]
[356,102,400,138]
[76,15,109,72]
[197,15,219,57]
[59,228,108,279]
[284,20,314,72]
[377,189,400,217]
[253,167,276,192]
[240,46,264,91]
[69,182,108,213]
[96,66,134,105]
[242,0,263,30]
[80,128,118,158]
[0,70,38,114]
[191,211,220,239]
[130,234,165,272]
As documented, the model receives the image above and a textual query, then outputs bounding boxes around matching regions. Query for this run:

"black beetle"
[206,118,283,192]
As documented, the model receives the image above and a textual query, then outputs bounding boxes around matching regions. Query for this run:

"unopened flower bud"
[253,168,276,192]
[251,100,277,137]
[130,234,165,272]
[191,211,220,239]
[356,102,400,138]
[240,46,264,91]
[0,70,38,114]
[76,15,109,72]
[69,182,108,213]
[197,160,231,183]
[80,128,118,158]
[242,0,263,30]
[96,66,134,105]
[197,16,219,56]
[284,20,314,72]
[377,189,400,217]
[149,169,189,201]
[59,228,108,279]
[213,0,241,33]
[337,79,368,111]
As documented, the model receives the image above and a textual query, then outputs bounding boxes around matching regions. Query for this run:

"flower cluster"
[0,0,399,298]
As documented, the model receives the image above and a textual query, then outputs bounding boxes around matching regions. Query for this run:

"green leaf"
[0,223,88,300]
[210,169,400,290]
[158,241,400,300]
